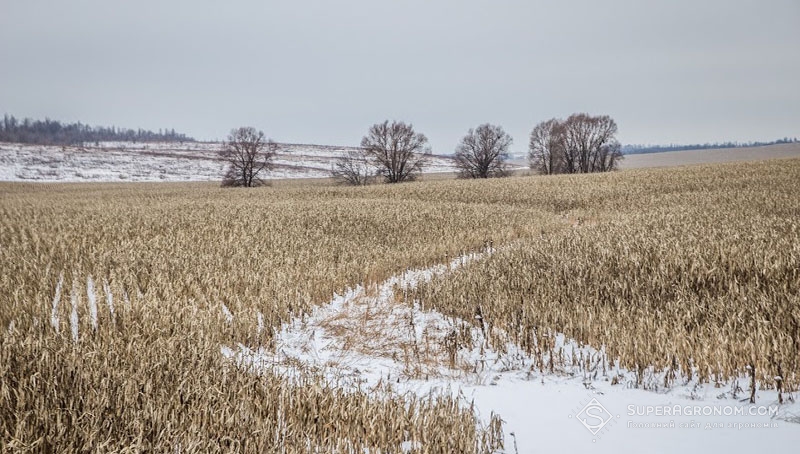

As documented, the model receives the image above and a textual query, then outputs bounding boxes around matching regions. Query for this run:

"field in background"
[619,142,800,169]
[0,141,461,182]
[1,158,799,452]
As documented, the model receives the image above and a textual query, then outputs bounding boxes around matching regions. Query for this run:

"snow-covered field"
[220,248,800,454]
[0,141,459,182]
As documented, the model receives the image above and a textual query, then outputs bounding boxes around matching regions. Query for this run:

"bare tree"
[330,149,374,185]
[454,124,512,178]
[219,127,277,187]
[527,114,622,174]
[528,118,564,175]
[594,140,622,172]
[561,113,622,173]
[361,120,430,183]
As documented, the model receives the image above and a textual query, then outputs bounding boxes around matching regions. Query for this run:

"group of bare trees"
[219,113,621,187]
[330,121,514,185]
[219,121,434,187]
[528,114,622,175]
[328,121,432,185]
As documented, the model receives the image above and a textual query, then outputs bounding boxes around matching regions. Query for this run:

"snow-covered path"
[221,250,800,453]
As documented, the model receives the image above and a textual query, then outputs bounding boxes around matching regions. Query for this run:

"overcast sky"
[1,0,798,152]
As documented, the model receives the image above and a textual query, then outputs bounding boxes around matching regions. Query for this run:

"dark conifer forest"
[0,114,194,145]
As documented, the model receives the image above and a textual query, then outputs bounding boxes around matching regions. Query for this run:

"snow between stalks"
[219,248,800,453]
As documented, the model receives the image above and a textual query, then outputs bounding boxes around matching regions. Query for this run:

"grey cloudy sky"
[1,0,798,153]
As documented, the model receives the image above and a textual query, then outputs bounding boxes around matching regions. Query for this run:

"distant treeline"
[0,114,194,145]
[622,137,798,155]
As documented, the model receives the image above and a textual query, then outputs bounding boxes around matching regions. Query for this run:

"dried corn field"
[0,181,534,452]
[411,159,800,392]
[1,158,799,452]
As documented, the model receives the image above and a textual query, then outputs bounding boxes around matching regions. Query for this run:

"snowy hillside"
[0,141,460,182]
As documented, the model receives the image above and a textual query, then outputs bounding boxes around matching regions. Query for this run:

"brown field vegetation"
[411,159,800,392]
[0,180,538,452]
[1,158,798,451]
